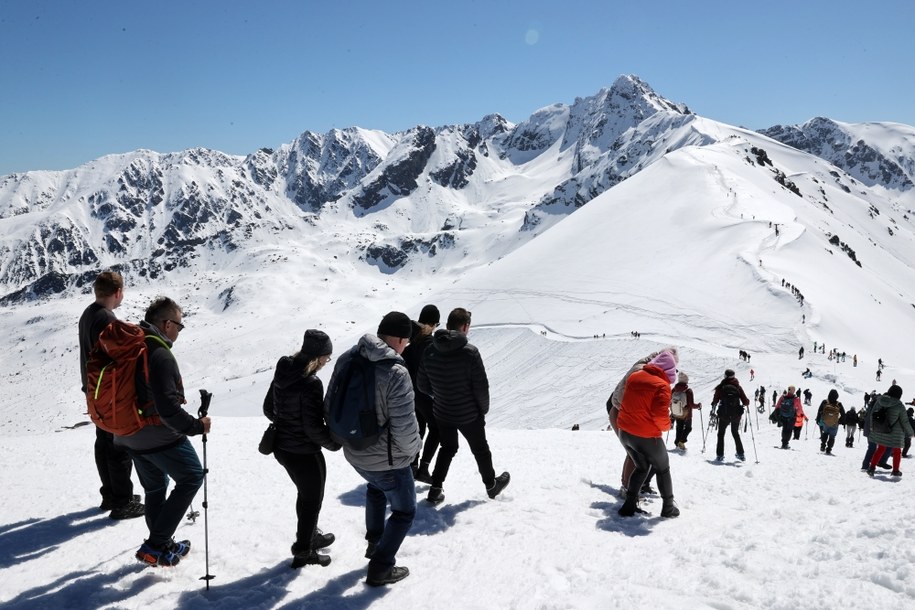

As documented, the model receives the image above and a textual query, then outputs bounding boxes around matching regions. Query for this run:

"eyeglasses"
[166,319,185,331]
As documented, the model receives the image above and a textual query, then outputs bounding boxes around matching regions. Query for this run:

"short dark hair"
[446,307,471,331]
[144,296,182,325]
[93,271,123,298]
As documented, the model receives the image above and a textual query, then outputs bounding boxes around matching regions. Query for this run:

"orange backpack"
[85,320,162,435]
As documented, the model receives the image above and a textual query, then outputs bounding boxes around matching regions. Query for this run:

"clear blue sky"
[2,0,913,176]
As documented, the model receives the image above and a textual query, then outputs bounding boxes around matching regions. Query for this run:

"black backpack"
[870,402,893,434]
[324,353,391,457]
[719,383,742,415]
[779,395,796,419]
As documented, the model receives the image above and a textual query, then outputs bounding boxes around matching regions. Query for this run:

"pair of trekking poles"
[186,390,215,590]
[700,406,759,463]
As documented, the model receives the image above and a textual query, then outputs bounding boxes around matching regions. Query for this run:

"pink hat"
[649,351,678,384]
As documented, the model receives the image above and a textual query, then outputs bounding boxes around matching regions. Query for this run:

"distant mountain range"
[1,74,913,305]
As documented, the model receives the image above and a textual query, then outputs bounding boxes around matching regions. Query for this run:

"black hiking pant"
[431,416,496,488]
[414,395,439,467]
[716,411,745,457]
[618,430,674,500]
[95,427,135,507]
[674,417,692,444]
[274,449,327,549]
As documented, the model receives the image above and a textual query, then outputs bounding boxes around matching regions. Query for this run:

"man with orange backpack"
[78,271,144,521]
[112,296,212,567]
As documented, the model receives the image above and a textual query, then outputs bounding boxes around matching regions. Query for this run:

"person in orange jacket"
[617,350,680,518]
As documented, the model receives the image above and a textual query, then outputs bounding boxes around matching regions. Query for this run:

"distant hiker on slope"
[815,389,845,455]
[776,386,805,450]
[263,329,340,568]
[843,406,860,448]
[671,372,700,450]
[711,369,750,462]
[617,350,681,518]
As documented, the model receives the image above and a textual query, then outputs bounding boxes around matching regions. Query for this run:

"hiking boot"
[878,463,892,470]
[291,549,331,569]
[714,455,724,462]
[618,495,642,517]
[781,444,789,450]
[100,493,140,512]
[366,565,410,587]
[110,499,145,520]
[866,467,876,477]
[311,529,335,550]
[167,538,191,557]
[136,541,181,567]
[487,472,511,499]
[825,448,832,455]
[414,465,434,485]
[661,499,680,518]
[891,470,903,477]
[736,453,746,461]
[365,540,378,559]
[427,487,445,505]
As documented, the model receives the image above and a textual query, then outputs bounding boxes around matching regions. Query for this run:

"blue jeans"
[354,466,416,576]
[129,438,204,548]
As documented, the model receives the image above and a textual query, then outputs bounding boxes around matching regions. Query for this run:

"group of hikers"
[78,269,912,586]
[604,347,915,518]
[79,271,508,586]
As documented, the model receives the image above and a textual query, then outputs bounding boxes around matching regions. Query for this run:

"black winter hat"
[887,384,903,399]
[378,311,413,339]
[418,304,440,325]
[724,369,735,378]
[301,329,332,358]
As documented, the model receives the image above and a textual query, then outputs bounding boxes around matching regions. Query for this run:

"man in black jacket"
[417,308,509,504]
[78,270,144,520]
[115,296,211,568]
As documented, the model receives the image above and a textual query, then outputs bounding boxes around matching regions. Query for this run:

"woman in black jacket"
[264,329,340,568]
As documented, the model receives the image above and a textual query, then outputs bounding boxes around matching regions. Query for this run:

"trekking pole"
[702,408,716,454]
[804,420,808,440]
[198,389,215,590]
[699,407,706,453]
[747,407,759,464]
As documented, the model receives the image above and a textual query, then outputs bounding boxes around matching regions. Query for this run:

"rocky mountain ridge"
[1,75,913,305]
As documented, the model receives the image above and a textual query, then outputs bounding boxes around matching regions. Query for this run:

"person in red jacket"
[617,350,680,518]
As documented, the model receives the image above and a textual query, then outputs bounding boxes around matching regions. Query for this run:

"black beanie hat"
[418,304,440,325]
[378,311,413,339]
[828,389,839,402]
[724,369,735,378]
[887,384,903,399]
[301,329,332,358]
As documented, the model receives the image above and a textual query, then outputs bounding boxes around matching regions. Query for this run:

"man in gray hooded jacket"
[325,311,421,587]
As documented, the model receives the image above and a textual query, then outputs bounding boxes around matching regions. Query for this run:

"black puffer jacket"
[264,356,339,454]
[417,329,489,426]
[402,331,434,408]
